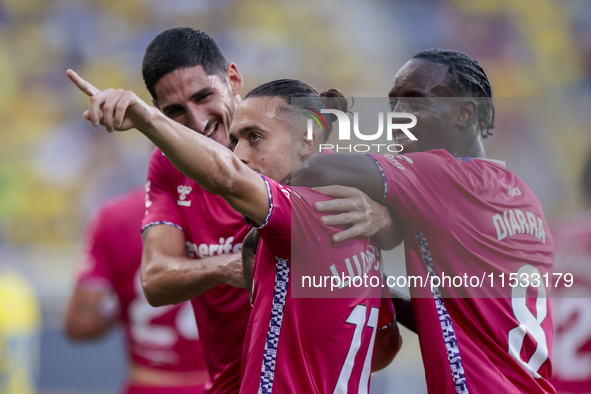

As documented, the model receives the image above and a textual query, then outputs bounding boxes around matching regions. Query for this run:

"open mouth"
[394,133,417,145]
[203,120,220,139]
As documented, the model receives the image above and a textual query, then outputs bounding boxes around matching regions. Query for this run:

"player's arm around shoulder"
[291,153,386,202]
[310,184,403,247]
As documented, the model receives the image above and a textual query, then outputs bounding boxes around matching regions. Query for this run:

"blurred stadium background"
[1,0,590,392]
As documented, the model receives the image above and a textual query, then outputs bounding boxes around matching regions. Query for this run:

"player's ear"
[456,99,477,130]
[298,126,317,158]
[225,63,243,97]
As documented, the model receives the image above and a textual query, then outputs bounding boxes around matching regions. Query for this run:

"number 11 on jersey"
[334,304,379,394]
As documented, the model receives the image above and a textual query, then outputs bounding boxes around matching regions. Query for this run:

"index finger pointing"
[66,69,101,96]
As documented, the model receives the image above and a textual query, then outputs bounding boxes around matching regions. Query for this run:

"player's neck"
[280,173,292,186]
[452,139,485,159]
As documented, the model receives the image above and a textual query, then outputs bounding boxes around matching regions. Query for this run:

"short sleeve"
[367,150,452,230]
[245,175,291,259]
[142,148,184,232]
[75,207,115,293]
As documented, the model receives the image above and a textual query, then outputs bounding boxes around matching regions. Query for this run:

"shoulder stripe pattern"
[141,221,183,233]
[245,173,274,230]
[414,231,469,394]
[366,154,388,202]
[258,257,290,394]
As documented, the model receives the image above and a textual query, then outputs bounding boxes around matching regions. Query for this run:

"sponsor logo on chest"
[177,185,192,207]
[185,237,243,259]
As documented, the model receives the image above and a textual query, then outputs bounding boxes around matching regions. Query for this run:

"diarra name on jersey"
[492,209,546,244]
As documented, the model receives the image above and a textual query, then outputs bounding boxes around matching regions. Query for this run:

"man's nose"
[186,107,208,134]
[233,142,250,165]
[393,99,408,113]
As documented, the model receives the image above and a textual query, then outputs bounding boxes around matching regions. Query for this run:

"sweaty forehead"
[154,65,224,104]
[230,96,290,133]
[390,59,454,97]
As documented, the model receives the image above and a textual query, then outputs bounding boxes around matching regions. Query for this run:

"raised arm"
[67,69,269,224]
[139,112,268,222]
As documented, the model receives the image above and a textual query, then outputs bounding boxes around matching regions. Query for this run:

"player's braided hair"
[412,49,495,139]
[142,27,228,101]
[245,79,348,141]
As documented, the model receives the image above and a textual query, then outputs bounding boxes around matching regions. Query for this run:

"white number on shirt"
[129,269,198,347]
[333,304,379,394]
[507,264,549,378]
[552,288,591,380]
[145,181,152,210]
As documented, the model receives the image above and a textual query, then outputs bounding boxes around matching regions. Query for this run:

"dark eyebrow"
[190,86,215,101]
[388,89,427,98]
[230,124,268,140]
[161,86,215,113]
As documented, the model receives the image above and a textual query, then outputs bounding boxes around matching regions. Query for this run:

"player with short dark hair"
[291,48,556,394]
[136,27,250,394]
[142,28,229,102]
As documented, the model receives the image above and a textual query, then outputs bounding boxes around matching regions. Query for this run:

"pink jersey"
[550,213,591,393]
[240,176,394,394]
[76,188,206,375]
[143,148,252,394]
[369,150,555,394]
[123,384,205,394]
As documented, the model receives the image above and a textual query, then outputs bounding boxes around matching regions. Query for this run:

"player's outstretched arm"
[141,225,245,307]
[67,69,270,224]
[64,289,118,341]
